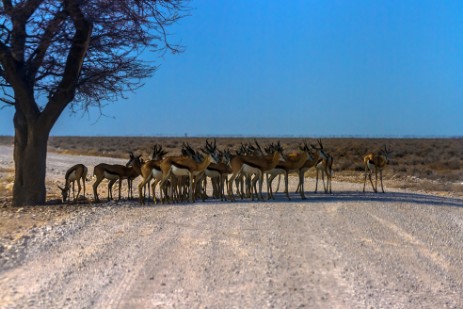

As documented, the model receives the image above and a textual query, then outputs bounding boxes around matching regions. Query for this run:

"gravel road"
[1,146,463,308]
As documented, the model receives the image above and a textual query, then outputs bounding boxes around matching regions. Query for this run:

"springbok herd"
[58,139,392,204]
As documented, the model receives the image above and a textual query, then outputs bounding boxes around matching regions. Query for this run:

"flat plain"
[0,136,462,308]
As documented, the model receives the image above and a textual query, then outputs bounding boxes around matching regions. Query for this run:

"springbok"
[294,141,318,198]
[140,144,168,201]
[93,153,143,202]
[311,139,334,194]
[201,142,232,201]
[227,141,284,201]
[158,140,219,203]
[363,145,392,193]
[58,164,88,203]
[266,143,312,200]
[138,146,170,205]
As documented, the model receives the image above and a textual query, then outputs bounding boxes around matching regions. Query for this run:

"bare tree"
[0,0,187,206]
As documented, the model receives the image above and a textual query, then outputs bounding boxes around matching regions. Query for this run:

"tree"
[0,0,186,206]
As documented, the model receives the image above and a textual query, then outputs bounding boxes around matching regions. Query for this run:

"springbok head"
[152,144,168,160]
[126,152,143,167]
[58,185,69,203]
[203,139,220,163]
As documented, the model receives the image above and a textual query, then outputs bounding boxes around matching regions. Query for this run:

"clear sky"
[1,0,463,137]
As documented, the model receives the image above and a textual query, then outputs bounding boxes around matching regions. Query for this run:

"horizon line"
[2,134,462,139]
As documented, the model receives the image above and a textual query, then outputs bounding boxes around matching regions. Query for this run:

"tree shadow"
[265,190,463,208]
[50,190,463,209]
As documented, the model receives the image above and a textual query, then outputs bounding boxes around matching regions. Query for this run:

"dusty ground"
[1,145,463,308]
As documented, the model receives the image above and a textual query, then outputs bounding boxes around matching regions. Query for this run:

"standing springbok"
[312,139,334,194]
[227,142,284,201]
[58,164,88,203]
[158,140,219,203]
[138,152,167,205]
[363,145,392,193]
[266,143,312,200]
[203,153,231,201]
[140,144,168,201]
[125,152,144,199]
[295,141,318,197]
[93,153,143,202]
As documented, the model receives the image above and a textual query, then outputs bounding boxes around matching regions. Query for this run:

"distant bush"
[1,136,458,192]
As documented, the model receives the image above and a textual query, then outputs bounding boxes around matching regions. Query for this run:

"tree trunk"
[12,110,50,206]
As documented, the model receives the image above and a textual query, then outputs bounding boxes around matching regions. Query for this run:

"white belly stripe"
[171,165,190,177]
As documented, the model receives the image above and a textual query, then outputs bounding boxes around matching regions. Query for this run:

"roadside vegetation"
[0,136,462,196]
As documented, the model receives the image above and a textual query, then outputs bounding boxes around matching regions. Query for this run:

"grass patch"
[1,136,462,194]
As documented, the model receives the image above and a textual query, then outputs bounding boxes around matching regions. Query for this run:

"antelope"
[183,140,221,200]
[58,164,88,203]
[138,142,199,205]
[138,144,168,204]
[363,145,392,193]
[186,140,233,202]
[151,144,168,161]
[140,144,168,201]
[295,141,319,198]
[138,158,164,205]
[203,147,232,201]
[159,140,219,203]
[93,153,143,202]
[179,142,208,201]
[126,152,144,199]
[266,143,312,200]
[227,141,284,201]
[312,139,334,194]
[234,140,266,198]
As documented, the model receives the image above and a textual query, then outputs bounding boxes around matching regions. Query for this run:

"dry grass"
[1,136,462,195]
[0,166,14,199]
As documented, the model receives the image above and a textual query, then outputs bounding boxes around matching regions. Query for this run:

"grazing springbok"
[363,145,392,193]
[58,164,88,203]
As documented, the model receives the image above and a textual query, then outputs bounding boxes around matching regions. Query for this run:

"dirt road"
[1,146,463,308]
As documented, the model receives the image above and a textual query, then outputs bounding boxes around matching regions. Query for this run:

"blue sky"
[1,0,463,137]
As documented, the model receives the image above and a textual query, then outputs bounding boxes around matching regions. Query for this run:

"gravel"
[1,146,463,308]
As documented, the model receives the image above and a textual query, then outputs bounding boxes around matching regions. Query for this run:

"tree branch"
[40,0,93,130]
[10,0,44,62]
[1,0,13,15]
[0,96,14,106]
[2,0,187,126]
[1,37,40,117]
[27,9,67,80]
[0,40,23,89]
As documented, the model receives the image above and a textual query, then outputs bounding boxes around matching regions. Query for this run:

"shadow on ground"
[71,190,463,209]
